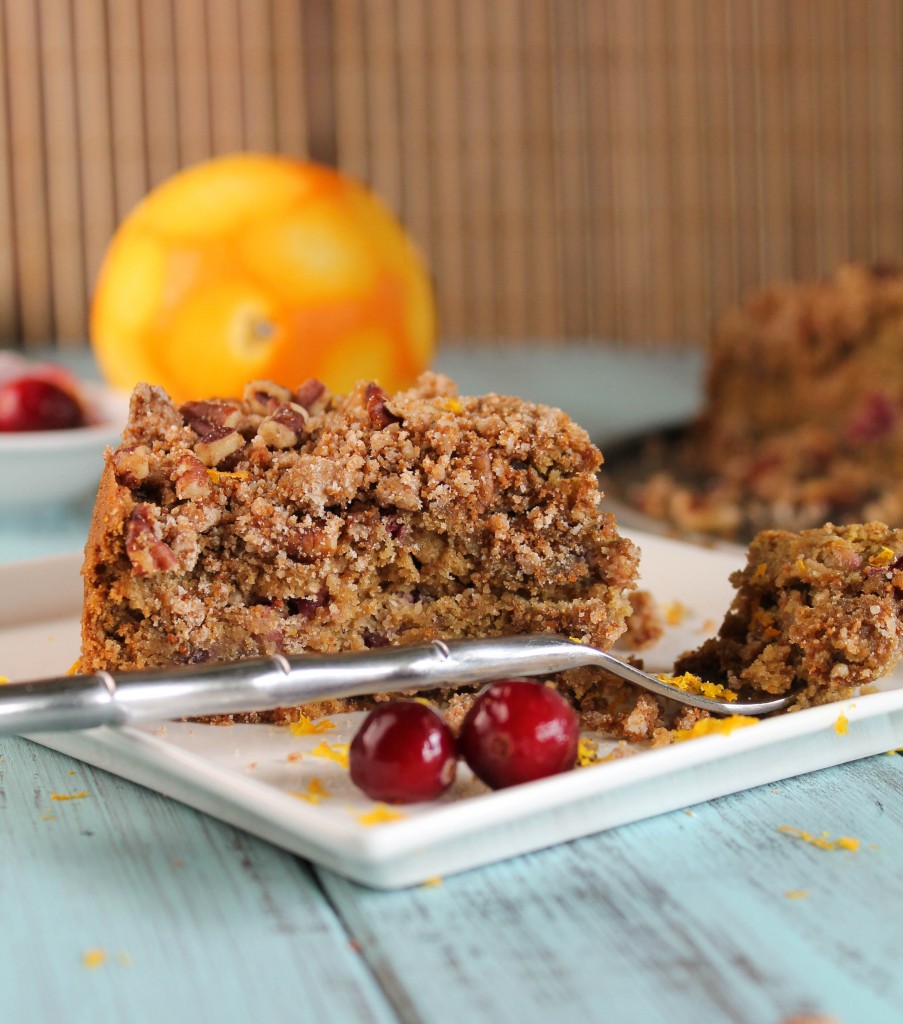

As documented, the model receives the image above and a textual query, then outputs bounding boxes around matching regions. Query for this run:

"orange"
[90,154,436,403]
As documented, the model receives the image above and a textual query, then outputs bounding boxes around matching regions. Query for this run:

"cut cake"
[81,373,642,726]
[675,521,903,707]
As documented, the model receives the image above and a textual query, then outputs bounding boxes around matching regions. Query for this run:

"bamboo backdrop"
[1,0,902,350]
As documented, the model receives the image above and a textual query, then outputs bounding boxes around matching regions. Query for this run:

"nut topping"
[179,400,241,435]
[124,504,179,575]
[472,450,495,508]
[172,452,213,500]
[365,382,402,429]
[111,445,151,489]
[256,402,309,449]
[283,525,331,563]
[293,378,327,412]
[243,380,292,416]
[194,426,245,467]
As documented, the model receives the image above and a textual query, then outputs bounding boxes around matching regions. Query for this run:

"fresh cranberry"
[0,377,85,431]
[458,679,580,789]
[350,702,458,804]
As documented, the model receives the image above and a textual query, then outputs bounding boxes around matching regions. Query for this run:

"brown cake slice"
[81,372,640,724]
[620,262,903,540]
[674,521,903,707]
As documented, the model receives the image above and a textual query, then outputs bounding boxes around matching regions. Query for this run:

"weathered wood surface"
[0,736,395,1024]
[3,730,902,1024]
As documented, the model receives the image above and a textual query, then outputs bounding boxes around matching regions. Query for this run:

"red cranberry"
[458,679,580,789]
[350,702,458,804]
[0,377,85,431]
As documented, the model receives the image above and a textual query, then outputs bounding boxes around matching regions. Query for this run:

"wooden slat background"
[0,0,902,350]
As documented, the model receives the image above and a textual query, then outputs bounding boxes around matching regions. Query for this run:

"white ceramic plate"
[4,529,903,889]
[0,382,129,508]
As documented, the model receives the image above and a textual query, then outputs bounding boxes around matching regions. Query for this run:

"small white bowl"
[0,383,130,508]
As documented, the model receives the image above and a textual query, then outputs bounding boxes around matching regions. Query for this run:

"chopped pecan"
[293,378,327,412]
[173,498,222,534]
[179,399,241,435]
[283,525,331,563]
[172,452,213,500]
[111,445,151,489]
[124,504,179,575]
[472,451,495,508]
[256,402,309,449]
[194,426,245,468]
[365,382,402,429]
[243,380,292,416]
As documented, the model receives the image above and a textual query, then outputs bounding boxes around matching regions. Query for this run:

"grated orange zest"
[672,715,759,742]
[289,714,335,736]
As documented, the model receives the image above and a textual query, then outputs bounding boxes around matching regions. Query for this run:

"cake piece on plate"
[625,262,903,540]
[81,373,641,725]
[674,521,903,707]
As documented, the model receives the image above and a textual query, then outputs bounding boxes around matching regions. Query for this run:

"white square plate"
[4,530,903,889]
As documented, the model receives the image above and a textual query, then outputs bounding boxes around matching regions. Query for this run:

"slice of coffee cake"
[674,521,903,707]
[81,373,640,723]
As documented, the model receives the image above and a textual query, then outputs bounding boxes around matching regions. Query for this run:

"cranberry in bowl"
[0,355,129,508]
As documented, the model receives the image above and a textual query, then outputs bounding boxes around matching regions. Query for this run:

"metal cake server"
[0,634,793,734]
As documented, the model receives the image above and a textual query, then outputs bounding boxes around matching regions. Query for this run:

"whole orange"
[90,154,435,403]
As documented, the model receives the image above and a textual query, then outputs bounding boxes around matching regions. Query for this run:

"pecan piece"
[243,380,292,416]
[111,445,151,489]
[256,402,309,449]
[293,378,327,412]
[124,504,179,575]
[365,382,402,429]
[472,451,495,508]
[172,452,213,500]
[194,426,245,468]
[283,525,331,563]
[179,400,241,435]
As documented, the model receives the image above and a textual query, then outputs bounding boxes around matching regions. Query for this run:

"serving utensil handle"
[2,635,590,733]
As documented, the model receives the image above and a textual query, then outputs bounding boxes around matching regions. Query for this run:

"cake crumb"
[784,889,810,900]
[50,790,89,801]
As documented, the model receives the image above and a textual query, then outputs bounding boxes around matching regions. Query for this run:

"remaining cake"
[81,372,642,726]
[615,262,903,540]
[674,522,903,707]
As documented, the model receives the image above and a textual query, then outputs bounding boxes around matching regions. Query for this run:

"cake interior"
[675,521,903,707]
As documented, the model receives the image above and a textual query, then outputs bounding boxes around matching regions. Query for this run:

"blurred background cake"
[619,262,903,540]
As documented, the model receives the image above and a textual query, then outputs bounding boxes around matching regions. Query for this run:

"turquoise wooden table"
[3,349,903,1024]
